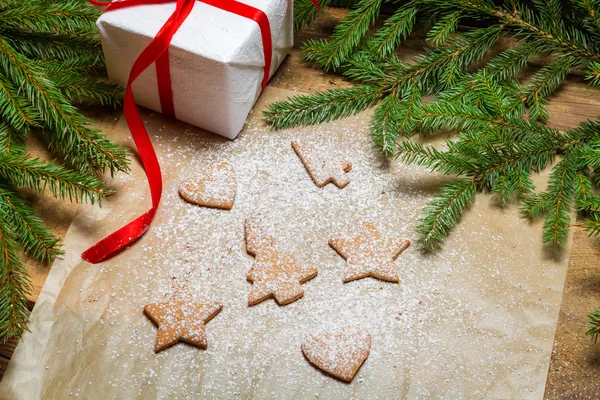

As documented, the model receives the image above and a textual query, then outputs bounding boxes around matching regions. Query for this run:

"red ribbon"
[82,0,288,263]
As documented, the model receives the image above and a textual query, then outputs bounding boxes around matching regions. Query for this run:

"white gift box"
[97,0,293,139]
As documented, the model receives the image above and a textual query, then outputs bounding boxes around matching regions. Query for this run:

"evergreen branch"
[533,0,562,32]
[587,309,600,343]
[426,11,461,47]
[522,192,553,217]
[416,178,477,248]
[301,0,383,71]
[0,37,128,174]
[390,25,502,93]
[0,69,39,132]
[418,100,499,132]
[497,7,600,62]
[0,121,26,154]
[264,85,383,129]
[0,185,62,264]
[522,56,575,122]
[576,0,600,32]
[394,140,474,174]
[492,167,535,201]
[2,31,101,61]
[397,83,422,134]
[0,153,111,204]
[0,213,31,343]
[0,0,98,37]
[585,61,600,88]
[369,3,419,57]
[294,0,330,31]
[485,43,540,80]
[40,53,105,76]
[54,74,123,107]
[542,154,578,245]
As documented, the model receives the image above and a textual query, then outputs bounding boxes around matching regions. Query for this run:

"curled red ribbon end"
[83,0,317,263]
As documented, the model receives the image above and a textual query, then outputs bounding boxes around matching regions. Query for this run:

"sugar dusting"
[302,325,371,382]
[245,219,318,306]
[178,161,236,209]
[291,140,352,188]
[45,103,567,399]
[330,221,411,283]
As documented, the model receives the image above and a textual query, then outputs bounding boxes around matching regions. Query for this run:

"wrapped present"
[82,0,318,264]
[97,0,293,139]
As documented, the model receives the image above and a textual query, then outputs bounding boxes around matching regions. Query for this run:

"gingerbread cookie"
[179,161,236,209]
[144,285,222,353]
[292,141,352,188]
[329,221,410,283]
[245,219,318,306]
[302,326,371,382]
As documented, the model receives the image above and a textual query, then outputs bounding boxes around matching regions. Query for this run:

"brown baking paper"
[0,87,572,399]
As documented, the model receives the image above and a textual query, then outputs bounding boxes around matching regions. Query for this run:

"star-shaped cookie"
[329,221,410,283]
[292,141,352,188]
[245,219,318,306]
[144,285,222,353]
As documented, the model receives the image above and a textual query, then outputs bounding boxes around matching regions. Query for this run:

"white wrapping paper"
[97,0,293,139]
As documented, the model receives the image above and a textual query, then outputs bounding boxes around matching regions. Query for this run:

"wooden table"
[1,8,599,398]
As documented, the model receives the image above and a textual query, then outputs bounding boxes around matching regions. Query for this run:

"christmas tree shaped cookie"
[330,221,410,283]
[245,219,318,306]
[302,326,371,382]
[144,285,222,353]
[292,141,352,188]
[179,161,236,209]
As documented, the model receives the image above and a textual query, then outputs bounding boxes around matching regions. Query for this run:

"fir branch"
[533,0,562,32]
[390,25,502,93]
[394,140,474,175]
[371,89,402,154]
[0,121,26,154]
[585,60,600,88]
[485,43,540,80]
[426,11,461,47]
[0,0,98,37]
[522,55,575,122]
[496,5,600,62]
[40,53,105,76]
[0,185,62,264]
[264,85,383,129]
[0,153,111,204]
[416,178,477,248]
[0,37,128,174]
[587,309,600,343]
[369,3,419,57]
[301,0,383,71]
[2,31,101,61]
[576,0,600,32]
[54,74,123,107]
[542,154,578,245]
[294,0,330,31]
[0,69,39,133]
[0,213,31,343]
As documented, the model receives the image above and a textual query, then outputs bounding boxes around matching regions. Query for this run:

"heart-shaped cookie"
[302,326,371,382]
[179,162,236,210]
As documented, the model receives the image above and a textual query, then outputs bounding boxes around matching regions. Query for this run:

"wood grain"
[1,9,599,398]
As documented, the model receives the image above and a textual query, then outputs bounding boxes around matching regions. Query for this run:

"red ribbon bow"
[83,0,319,263]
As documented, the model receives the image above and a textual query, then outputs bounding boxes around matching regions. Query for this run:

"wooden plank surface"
[1,8,599,398]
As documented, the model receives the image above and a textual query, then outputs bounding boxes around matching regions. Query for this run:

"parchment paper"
[0,88,572,399]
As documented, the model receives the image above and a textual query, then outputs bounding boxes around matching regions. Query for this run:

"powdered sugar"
[13,91,571,399]
[178,161,236,209]
[302,325,371,382]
